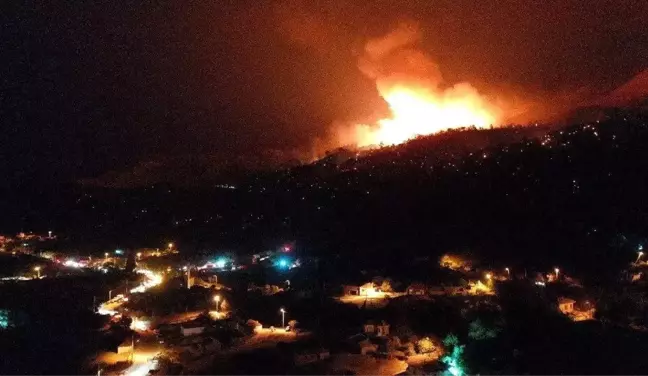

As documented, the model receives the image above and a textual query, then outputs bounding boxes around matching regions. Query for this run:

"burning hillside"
[336,23,501,149]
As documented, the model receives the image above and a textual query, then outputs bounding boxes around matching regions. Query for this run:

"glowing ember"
[339,23,499,148]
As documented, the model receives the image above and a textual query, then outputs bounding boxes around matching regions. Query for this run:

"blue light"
[115,249,123,255]
[215,258,226,268]
[275,257,291,269]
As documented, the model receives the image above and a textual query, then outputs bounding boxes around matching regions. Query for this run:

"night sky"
[2,0,647,193]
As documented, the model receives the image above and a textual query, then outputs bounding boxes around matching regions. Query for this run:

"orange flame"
[339,23,500,148]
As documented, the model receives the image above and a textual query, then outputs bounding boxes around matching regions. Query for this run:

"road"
[96,268,164,376]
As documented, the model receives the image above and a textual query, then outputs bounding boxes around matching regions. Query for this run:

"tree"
[125,252,136,273]
[441,334,466,376]
[246,319,261,330]
[288,319,298,331]
[468,319,499,340]
[0,309,12,329]
[416,337,436,354]
[442,334,460,348]
[393,324,414,340]
[380,279,393,293]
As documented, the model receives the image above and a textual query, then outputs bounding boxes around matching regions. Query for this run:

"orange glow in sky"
[337,22,500,148]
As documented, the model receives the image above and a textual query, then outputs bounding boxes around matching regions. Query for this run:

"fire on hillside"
[336,23,501,148]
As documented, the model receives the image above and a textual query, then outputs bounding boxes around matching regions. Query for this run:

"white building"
[181,323,205,336]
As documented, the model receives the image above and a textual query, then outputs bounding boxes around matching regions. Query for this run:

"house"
[293,348,330,366]
[343,285,360,296]
[428,286,446,296]
[358,339,378,355]
[117,338,133,354]
[181,322,206,336]
[557,297,576,314]
[364,320,390,337]
[346,333,377,355]
[576,302,596,321]
[294,352,319,366]
[406,283,427,295]
[178,336,221,357]
[561,299,596,321]
[359,282,379,297]
[318,348,331,360]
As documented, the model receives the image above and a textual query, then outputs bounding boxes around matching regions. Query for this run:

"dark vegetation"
[0,276,112,374]
[4,109,648,374]
[12,110,648,282]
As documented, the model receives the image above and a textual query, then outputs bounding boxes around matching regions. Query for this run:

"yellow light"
[213,295,220,302]
[168,242,174,248]
[130,317,150,331]
[34,266,41,271]
[485,273,492,280]
[137,252,142,257]
[104,252,109,257]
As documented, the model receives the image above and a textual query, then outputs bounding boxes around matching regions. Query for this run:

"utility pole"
[129,334,135,364]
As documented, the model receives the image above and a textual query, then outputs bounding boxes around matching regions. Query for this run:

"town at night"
[2,0,648,374]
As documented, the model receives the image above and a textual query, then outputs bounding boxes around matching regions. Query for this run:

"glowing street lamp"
[636,251,644,264]
[554,268,560,280]
[168,242,174,249]
[505,267,510,277]
[34,266,41,279]
[280,308,286,328]
[137,252,142,260]
[485,273,492,281]
[213,295,221,312]
[104,252,109,260]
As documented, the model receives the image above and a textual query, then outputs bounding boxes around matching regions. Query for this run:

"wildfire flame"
[339,23,500,148]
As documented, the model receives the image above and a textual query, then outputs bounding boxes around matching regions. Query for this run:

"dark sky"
[1,0,647,192]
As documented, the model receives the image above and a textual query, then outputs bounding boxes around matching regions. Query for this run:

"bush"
[416,337,436,354]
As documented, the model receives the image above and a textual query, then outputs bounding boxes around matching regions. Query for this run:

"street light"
[34,266,41,279]
[104,252,109,259]
[636,251,644,264]
[485,273,492,281]
[505,267,510,277]
[109,289,114,300]
[168,242,174,249]
[137,252,142,260]
[555,268,560,280]
[213,295,221,312]
[280,308,286,328]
